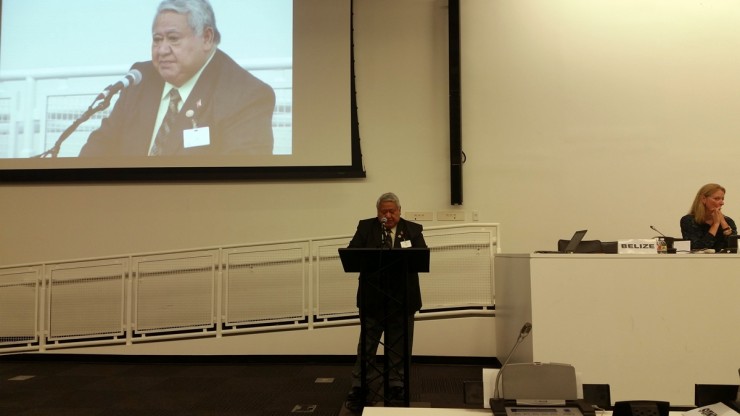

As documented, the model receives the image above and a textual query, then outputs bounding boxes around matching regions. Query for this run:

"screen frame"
[0,0,366,183]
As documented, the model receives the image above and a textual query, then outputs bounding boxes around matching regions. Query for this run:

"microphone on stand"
[95,69,142,101]
[33,67,143,158]
[493,322,532,400]
[650,225,677,253]
[650,225,667,237]
[380,217,388,247]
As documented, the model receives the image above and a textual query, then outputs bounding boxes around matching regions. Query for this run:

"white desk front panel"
[495,254,740,407]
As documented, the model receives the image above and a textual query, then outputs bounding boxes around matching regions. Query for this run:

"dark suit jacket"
[348,217,427,315]
[79,49,275,156]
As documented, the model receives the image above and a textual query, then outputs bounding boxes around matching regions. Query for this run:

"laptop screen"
[563,230,588,253]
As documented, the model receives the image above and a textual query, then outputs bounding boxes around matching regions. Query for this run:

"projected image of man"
[79,0,275,156]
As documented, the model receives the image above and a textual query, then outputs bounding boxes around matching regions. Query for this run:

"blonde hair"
[689,183,726,223]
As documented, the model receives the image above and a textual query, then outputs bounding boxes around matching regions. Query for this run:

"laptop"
[535,230,588,254]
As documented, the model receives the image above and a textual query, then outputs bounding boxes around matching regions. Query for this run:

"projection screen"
[0,0,363,181]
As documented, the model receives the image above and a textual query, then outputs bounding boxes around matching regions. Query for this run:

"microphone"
[96,69,142,100]
[493,322,532,400]
[519,321,532,337]
[380,217,388,247]
[650,225,667,237]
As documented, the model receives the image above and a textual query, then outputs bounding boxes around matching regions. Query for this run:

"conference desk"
[362,408,688,416]
[362,408,488,416]
[494,253,740,407]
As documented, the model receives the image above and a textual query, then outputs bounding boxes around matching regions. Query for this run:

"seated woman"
[680,183,737,251]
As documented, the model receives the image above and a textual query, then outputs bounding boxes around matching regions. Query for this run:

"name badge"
[400,240,412,248]
[183,126,210,148]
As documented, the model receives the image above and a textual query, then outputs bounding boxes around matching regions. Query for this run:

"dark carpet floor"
[0,355,493,416]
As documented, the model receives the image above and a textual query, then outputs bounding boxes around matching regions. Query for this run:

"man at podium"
[345,192,428,411]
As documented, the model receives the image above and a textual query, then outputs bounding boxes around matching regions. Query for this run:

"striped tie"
[149,88,181,156]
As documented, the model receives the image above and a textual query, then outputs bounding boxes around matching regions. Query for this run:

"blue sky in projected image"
[0,0,292,72]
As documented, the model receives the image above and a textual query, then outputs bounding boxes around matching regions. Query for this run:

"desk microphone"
[493,322,532,400]
[650,225,667,237]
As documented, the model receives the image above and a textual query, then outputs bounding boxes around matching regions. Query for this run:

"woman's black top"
[680,214,737,251]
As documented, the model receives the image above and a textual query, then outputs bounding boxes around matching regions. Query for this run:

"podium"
[339,247,430,407]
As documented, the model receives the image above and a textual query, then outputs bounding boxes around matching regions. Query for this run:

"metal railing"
[0,223,500,354]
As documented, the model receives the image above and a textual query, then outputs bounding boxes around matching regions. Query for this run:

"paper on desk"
[683,402,740,416]
[482,368,499,409]
[673,240,691,254]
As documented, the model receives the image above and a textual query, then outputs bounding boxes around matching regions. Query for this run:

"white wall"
[0,0,453,267]
[462,0,740,252]
[4,0,740,266]
[1,0,739,355]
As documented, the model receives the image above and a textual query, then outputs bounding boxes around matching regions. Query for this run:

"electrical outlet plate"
[405,211,434,221]
[437,211,465,221]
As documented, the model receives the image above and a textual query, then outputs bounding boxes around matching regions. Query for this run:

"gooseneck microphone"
[650,225,667,237]
[34,67,142,158]
[493,322,533,400]
[96,69,142,101]
[380,217,388,247]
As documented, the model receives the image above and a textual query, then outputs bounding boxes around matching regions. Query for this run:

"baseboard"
[0,353,500,366]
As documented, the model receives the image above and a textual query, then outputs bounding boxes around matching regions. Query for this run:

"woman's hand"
[711,208,732,234]
[711,208,725,224]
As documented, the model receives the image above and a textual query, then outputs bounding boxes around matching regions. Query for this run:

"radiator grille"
[48,262,125,340]
[224,244,306,326]
[134,252,217,333]
[314,240,358,319]
[423,230,494,308]
[0,268,40,346]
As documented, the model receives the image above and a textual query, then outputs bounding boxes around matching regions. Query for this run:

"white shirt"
[148,50,217,154]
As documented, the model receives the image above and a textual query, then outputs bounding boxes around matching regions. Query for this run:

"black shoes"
[345,387,366,412]
[388,386,406,406]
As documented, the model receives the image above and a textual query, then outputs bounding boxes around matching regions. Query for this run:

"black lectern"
[339,247,430,274]
[338,247,430,407]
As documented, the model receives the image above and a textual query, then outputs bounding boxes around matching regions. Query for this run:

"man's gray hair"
[155,0,221,44]
[376,192,401,209]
